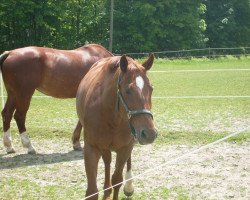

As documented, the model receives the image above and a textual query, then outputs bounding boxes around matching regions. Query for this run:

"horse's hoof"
[123,189,134,197]
[73,146,83,151]
[6,147,16,154]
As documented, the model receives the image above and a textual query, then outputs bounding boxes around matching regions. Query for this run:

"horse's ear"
[142,53,154,71]
[120,55,128,73]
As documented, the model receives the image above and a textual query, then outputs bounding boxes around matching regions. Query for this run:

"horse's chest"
[86,126,133,151]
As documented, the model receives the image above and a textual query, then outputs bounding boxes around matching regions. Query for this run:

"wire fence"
[0,51,249,199]
[84,127,249,200]
[123,47,250,59]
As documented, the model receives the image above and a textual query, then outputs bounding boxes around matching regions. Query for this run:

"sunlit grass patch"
[0,177,85,200]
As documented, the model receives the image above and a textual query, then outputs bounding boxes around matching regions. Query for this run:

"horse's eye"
[125,88,131,95]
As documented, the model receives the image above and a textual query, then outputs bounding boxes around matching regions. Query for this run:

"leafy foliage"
[205,0,250,47]
[0,0,249,53]
[0,0,109,51]
[113,0,207,53]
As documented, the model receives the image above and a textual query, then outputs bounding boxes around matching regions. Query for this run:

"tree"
[0,0,109,52]
[205,0,250,47]
[112,0,207,53]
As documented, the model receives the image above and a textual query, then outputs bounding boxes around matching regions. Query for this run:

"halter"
[116,74,153,138]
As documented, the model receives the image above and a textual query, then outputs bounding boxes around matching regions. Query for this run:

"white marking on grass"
[150,69,250,73]
[136,76,144,91]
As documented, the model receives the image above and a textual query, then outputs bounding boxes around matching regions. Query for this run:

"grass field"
[14,56,250,143]
[0,56,249,199]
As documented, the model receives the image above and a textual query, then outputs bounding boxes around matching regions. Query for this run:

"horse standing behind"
[0,44,112,154]
[76,55,157,200]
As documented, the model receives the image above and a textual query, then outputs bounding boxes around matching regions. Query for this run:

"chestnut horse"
[76,55,158,199]
[0,44,112,154]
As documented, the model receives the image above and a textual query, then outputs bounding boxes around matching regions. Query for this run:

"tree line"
[0,0,249,54]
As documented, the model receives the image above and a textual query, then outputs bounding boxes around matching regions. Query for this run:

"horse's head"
[117,54,157,145]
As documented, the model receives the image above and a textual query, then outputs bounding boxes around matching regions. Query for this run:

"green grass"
[1,178,190,200]
[148,55,250,70]
[119,186,190,200]
[149,70,250,96]
[0,177,85,200]
[0,57,249,199]
[1,56,249,144]
[153,97,250,144]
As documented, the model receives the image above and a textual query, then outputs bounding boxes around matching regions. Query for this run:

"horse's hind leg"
[123,156,134,197]
[72,120,83,151]
[2,96,16,153]
[14,93,36,154]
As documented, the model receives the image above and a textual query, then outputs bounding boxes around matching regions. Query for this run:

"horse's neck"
[102,72,124,125]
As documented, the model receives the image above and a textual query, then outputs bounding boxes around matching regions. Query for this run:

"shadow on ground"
[0,150,83,169]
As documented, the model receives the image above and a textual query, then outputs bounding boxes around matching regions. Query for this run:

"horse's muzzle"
[137,128,158,145]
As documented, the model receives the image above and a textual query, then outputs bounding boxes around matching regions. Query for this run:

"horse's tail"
[0,51,10,71]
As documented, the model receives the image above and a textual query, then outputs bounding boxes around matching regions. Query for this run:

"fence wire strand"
[84,127,249,199]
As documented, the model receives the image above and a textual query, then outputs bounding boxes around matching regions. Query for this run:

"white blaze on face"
[136,76,144,91]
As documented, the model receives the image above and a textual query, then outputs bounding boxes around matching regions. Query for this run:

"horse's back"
[37,44,112,98]
[1,45,112,98]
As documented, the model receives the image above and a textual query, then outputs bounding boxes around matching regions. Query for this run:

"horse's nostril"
[141,130,147,139]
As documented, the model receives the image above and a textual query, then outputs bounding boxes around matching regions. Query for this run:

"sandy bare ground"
[0,138,249,199]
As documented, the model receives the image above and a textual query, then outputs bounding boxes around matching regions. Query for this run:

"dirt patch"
[0,138,249,199]
[132,142,249,199]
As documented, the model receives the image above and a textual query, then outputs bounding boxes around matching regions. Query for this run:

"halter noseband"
[116,74,153,138]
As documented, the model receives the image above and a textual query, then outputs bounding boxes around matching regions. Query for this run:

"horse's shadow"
[0,150,83,170]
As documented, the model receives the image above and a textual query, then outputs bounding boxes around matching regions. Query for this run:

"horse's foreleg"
[102,150,112,200]
[14,94,36,154]
[72,120,82,151]
[84,143,101,200]
[2,96,16,153]
[123,156,134,197]
[112,145,133,200]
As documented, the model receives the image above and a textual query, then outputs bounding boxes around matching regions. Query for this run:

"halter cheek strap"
[117,91,153,119]
[116,74,153,138]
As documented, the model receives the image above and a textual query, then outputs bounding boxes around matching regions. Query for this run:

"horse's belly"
[37,82,78,98]
[37,67,87,98]
[37,51,90,98]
